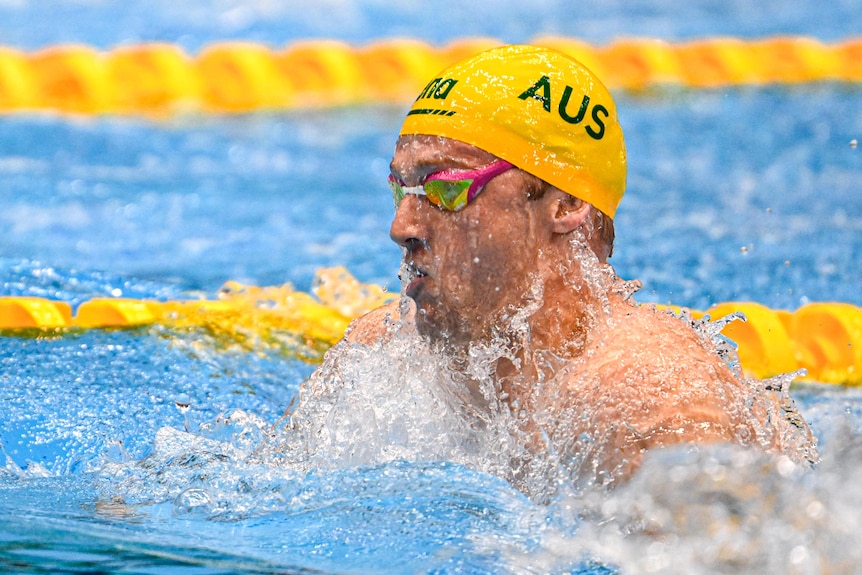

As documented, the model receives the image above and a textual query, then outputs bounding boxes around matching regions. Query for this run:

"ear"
[548,192,591,234]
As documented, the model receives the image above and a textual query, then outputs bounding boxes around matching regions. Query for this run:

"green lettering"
[586,104,608,140]
[518,75,552,112]
[558,87,589,124]
[433,78,458,98]
[417,78,441,100]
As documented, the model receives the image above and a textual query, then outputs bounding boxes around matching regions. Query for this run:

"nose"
[389,194,428,251]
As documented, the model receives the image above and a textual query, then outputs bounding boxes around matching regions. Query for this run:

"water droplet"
[174,394,192,431]
[806,499,824,520]
[789,544,810,565]
[174,394,191,413]
[174,488,212,515]
[776,455,797,477]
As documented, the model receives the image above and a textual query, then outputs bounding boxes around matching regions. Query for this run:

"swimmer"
[311,45,816,488]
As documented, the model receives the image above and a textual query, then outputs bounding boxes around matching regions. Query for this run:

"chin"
[408,298,446,339]
[412,301,438,335]
[415,304,482,349]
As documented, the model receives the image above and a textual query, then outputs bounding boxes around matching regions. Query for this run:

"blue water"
[1,1,862,573]
[0,0,860,51]
[2,91,859,309]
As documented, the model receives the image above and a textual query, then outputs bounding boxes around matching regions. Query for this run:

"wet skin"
[339,135,816,486]
[387,135,563,348]
[386,135,616,355]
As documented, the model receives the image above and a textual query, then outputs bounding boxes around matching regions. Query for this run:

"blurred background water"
[0,1,861,574]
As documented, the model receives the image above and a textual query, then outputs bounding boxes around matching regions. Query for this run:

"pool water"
[2,1,862,573]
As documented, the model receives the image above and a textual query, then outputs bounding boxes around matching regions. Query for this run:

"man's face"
[389,135,553,346]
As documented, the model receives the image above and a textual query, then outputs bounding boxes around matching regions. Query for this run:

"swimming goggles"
[388,159,515,212]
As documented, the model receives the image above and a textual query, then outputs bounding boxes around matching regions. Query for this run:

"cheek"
[420,220,483,302]
[458,224,537,299]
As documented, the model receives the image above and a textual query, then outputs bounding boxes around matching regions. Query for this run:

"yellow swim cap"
[399,44,627,218]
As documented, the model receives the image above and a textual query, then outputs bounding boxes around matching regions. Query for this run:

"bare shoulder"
[596,302,734,370]
[343,300,411,344]
[574,301,748,444]
[594,301,738,379]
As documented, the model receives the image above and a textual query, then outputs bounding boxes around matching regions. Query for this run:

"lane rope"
[2,37,858,383]
[0,36,860,115]
[1,266,859,385]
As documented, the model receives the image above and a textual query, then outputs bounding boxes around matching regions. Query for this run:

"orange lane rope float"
[1,267,860,386]
[0,36,860,115]
[0,267,394,363]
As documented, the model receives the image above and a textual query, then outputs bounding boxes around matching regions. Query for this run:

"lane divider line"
[0,36,859,115]
[1,267,859,384]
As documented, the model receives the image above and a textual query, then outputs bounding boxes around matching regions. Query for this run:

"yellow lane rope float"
[0,36,860,114]
[1,267,860,385]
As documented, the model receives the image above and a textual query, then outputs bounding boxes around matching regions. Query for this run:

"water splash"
[87,323,859,575]
[278,326,529,479]
[677,309,818,466]
[103,221,819,506]
[507,434,862,574]
[87,225,828,574]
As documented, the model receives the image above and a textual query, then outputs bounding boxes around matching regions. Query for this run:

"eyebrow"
[390,160,444,185]
[390,155,496,183]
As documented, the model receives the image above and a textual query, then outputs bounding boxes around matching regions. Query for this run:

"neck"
[492,266,616,404]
